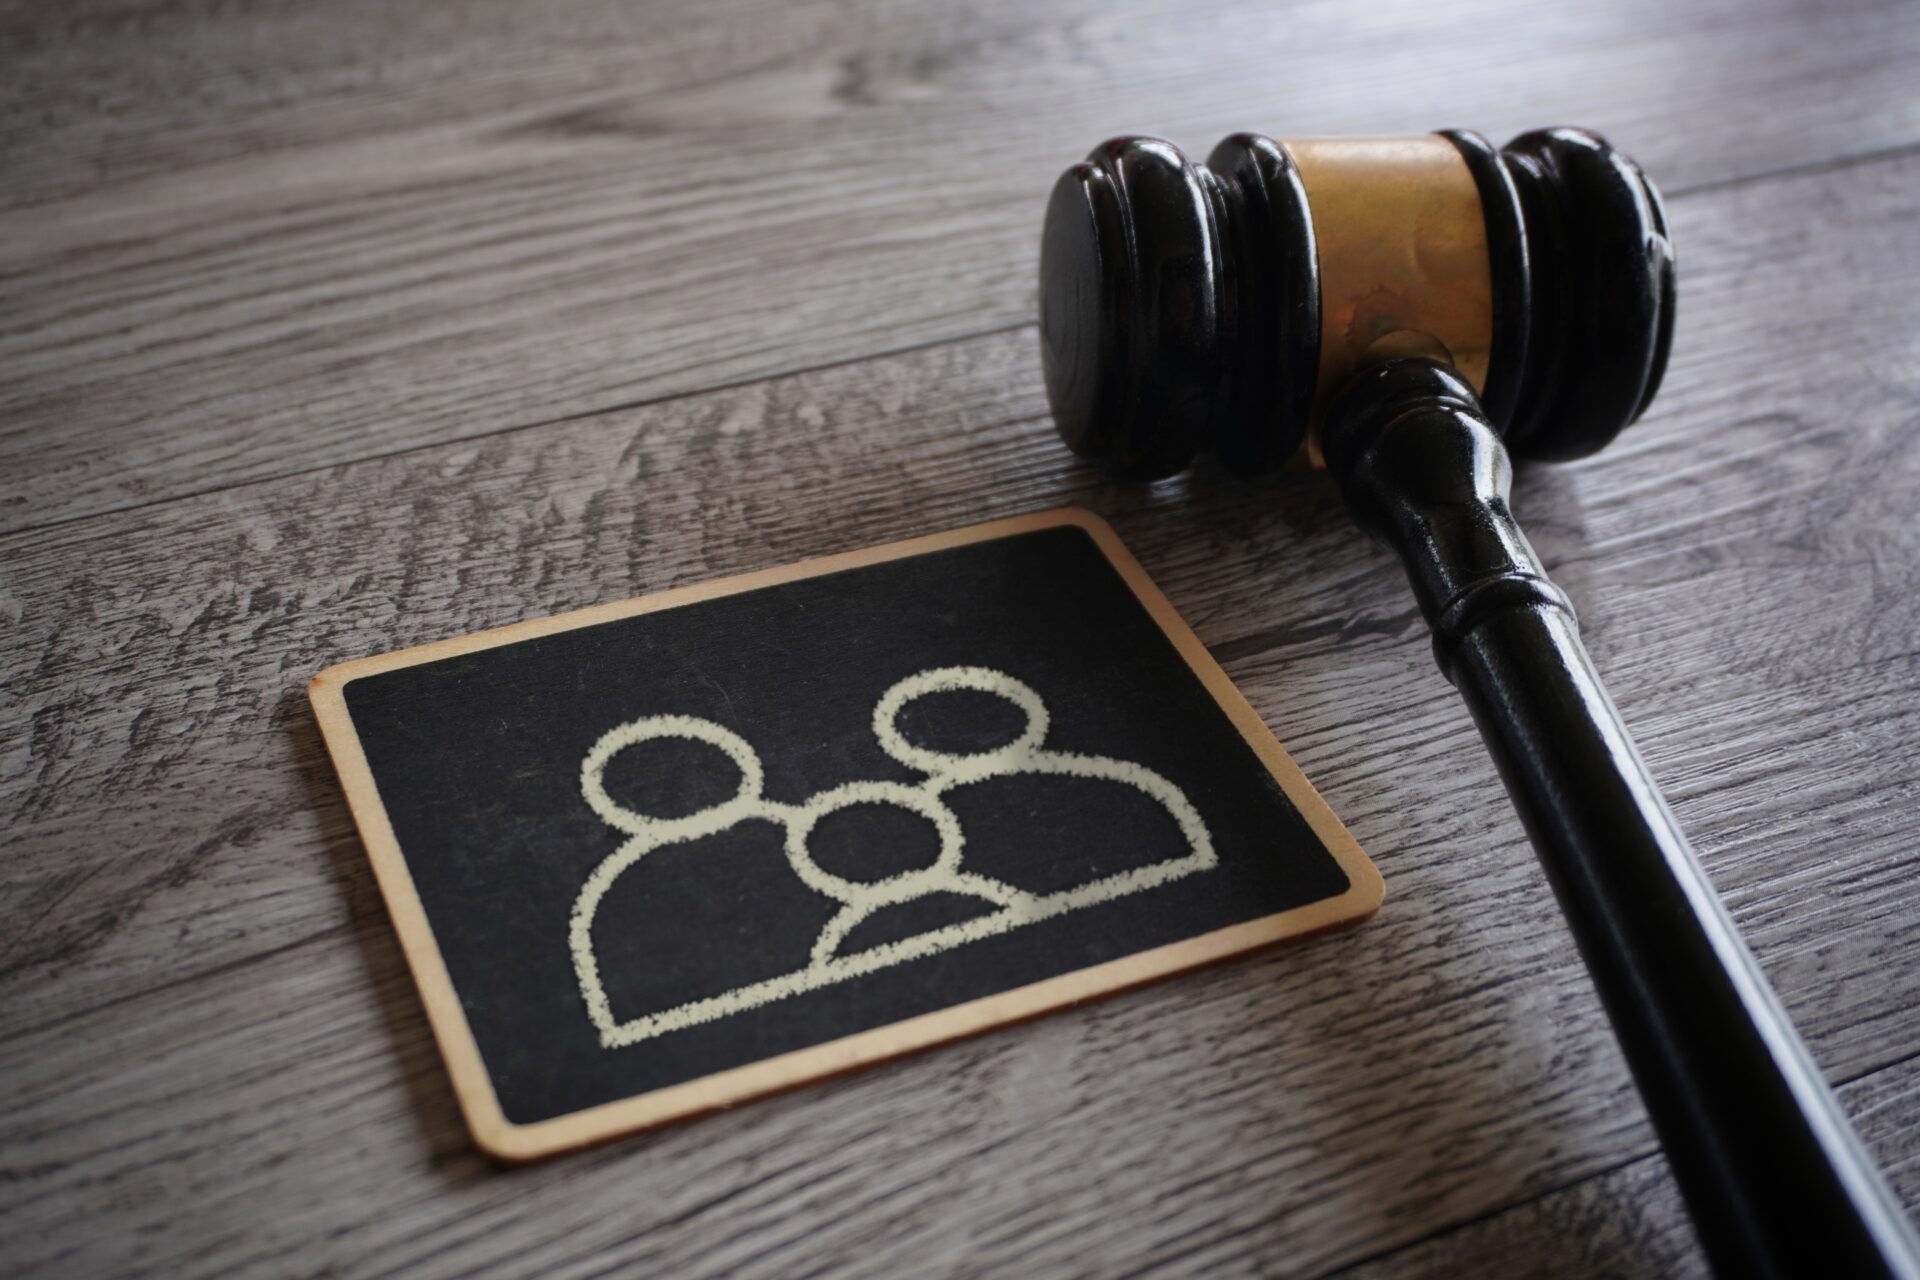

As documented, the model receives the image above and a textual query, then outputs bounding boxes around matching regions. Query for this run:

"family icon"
[570,666,1217,1048]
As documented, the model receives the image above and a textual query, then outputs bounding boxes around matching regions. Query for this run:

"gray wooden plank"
[5,0,1920,530]
[1334,1053,1920,1280]
[3,148,1919,1277]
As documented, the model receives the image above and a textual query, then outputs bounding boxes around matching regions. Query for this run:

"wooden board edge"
[477,892,1378,1163]
[307,505,1383,1163]
[307,668,516,1149]
[1058,507,1387,919]
[310,508,1103,687]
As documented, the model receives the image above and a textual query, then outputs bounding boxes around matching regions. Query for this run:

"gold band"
[1284,136,1493,460]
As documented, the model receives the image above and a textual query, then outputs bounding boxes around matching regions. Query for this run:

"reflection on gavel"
[1039,127,1920,1278]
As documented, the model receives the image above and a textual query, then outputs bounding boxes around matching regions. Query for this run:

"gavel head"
[1039,128,1675,476]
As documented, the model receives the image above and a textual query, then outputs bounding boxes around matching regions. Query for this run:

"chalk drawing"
[571,666,1215,1048]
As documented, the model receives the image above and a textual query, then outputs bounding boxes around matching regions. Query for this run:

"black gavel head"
[1039,128,1675,477]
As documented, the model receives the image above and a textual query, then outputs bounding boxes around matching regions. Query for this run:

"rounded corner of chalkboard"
[307,664,353,710]
[1045,504,1118,538]
[469,1112,561,1166]
[1343,859,1387,921]
[1298,816,1385,929]
[309,653,392,709]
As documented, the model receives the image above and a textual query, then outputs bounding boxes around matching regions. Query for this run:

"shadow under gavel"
[1039,126,1920,1279]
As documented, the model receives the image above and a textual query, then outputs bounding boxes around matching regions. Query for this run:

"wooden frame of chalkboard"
[310,508,1381,1161]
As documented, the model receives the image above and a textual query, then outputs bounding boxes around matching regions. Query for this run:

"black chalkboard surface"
[311,509,1380,1160]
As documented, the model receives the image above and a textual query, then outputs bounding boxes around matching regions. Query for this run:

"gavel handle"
[1322,359,1920,1279]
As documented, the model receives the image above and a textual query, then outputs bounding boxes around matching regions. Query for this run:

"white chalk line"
[571,667,1216,1048]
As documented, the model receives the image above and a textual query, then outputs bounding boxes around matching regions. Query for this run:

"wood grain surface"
[5,0,1920,1274]
[7,0,1920,531]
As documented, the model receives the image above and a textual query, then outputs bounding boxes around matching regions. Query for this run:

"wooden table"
[6,0,1920,1274]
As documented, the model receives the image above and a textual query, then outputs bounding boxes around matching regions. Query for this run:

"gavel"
[1038,127,1920,1278]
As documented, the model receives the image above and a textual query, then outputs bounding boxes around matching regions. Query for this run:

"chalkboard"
[310,508,1381,1161]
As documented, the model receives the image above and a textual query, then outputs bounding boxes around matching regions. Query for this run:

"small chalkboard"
[311,508,1380,1160]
